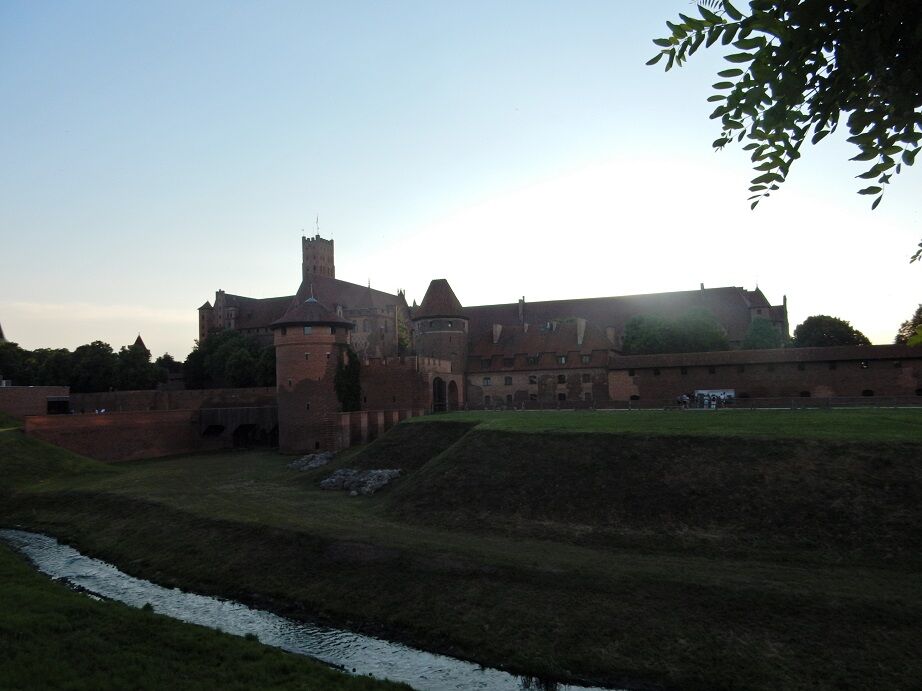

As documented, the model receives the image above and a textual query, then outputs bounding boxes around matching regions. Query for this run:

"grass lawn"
[2,410,921,690]
[411,407,922,442]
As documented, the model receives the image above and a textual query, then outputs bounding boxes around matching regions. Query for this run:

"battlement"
[302,233,335,280]
[363,355,453,373]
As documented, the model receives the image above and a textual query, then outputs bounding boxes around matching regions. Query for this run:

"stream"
[1,529,619,691]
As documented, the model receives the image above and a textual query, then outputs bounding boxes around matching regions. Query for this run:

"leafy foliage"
[649,1,922,259]
[622,308,729,354]
[792,314,870,347]
[895,304,922,344]
[742,316,784,349]
[334,346,362,412]
[183,330,273,389]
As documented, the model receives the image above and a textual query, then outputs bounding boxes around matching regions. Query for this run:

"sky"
[1,1,919,359]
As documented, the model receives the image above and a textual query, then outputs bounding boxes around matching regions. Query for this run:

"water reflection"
[1,529,617,691]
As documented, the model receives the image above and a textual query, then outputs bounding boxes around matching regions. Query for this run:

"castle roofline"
[271,297,354,329]
[414,279,465,319]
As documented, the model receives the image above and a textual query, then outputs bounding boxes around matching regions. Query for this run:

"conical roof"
[414,279,465,319]
[132,334,149,353]
[272,297,354,329]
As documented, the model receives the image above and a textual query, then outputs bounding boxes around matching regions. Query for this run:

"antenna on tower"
[315,214,320,234]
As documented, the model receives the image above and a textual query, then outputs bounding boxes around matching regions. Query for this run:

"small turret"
[412,279,468,374]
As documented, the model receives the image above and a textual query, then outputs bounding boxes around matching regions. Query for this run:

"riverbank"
[2,410,921,689]
[0,540,405,690]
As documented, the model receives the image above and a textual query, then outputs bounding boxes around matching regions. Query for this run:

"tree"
[256,346,276,387]
[792,315,870,347]
[334,346,362,412]
[622,309,729,354]
[0,341,30,384]
[742,316,784,349]
[184,330,263,389]
[28,348,73,386]
[115,342,160,390]
[224,349,257,388]
[649,1,922,260]
[895,304,922,344]
[70,341,118,393]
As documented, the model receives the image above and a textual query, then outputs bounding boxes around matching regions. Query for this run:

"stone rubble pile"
[287,451,335,471]
[320,468,402,496]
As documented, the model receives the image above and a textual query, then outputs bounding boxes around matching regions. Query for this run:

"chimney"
[700,283,705,290]
[605,326,616,344]
[576,318,586,346]
[518,297,525,324]
[492,323,503,344]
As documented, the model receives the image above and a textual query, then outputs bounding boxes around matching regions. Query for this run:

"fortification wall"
[0,386,70,419]
[68,387,277,413]
[24,410,229,462]
[334,408,426,450]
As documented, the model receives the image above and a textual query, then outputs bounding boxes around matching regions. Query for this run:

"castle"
[193,234,920,453]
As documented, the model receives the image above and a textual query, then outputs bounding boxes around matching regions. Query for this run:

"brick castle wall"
[0,386,70,419]
[68,387,277,413]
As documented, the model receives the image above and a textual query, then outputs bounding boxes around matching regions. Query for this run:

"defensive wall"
[334,408,427,450]
[68,387,277,413]
[0,386,70,419]
[608,344,922,402]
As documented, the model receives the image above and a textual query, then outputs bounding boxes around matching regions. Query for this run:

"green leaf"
[707,94,726,102]
[712,81,734,89]
[725,52,754,63]
[652,38,672,47]
[850,151,877,162]
[811,129,830,145]
[750,200,760,210]
[733,37,765,50]
[717,68,743,78]
[713,137,729,148]
[883,145,902,156]
[698,4,722,22]
[858,186,882,195]
[723,0,744,21]
[646,53,665,66]
[902,148,918,166]
[721,24,738,45]
[871,195,882,210]
[706,26,722,47]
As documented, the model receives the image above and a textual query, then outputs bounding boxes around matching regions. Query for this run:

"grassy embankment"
[2,408,921,690]
[0,413,405,691]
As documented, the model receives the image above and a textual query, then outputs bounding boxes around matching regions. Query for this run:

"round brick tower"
[272,296,354,453]
[412,279,468,374]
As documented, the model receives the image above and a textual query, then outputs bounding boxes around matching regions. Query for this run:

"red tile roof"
[465,287,774,345]
[608,344,915,369]
[468,320,614,357]
[414,279,465,319]
[272,298,354,328]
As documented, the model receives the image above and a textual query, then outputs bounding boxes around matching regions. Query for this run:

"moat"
[0,529,616,691]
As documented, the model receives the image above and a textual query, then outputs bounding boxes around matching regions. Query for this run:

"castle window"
[584,391,593,401]
[330,327,336,335]
[447,321,453,328]
[894,360,902,368]
[326,352,331,359]
[581,354,591,364]
[303,326,312,335]
[287,378,292,389]
[304,353,310,360]
[708,366,716,374]
[280,327,287,335]
[429,320,435,328]
[481,359,491,369]
[557,393,567,401]
[737,365,745,373]
[797,362,805,371]
[484,395,491,406]
[503,357,514,367]
[482,377,492,386]
[829,362,837,370]
[653,368,661,376]
[581,373,591,383]
[557,355,567,365]
[757,309,763,315]
[628,369,635,377]
[529,393,537,401]
[858,360,869,369]
[681,367,688,375]
[529,375,537,385]
[557,374,566,384]
[504,376,513,386]
[506,394,513,404]
[862,389,874,396]
[527,356,538,366]
[306,402,310,410]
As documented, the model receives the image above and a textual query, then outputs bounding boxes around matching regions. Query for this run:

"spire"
[307,283,317,303]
